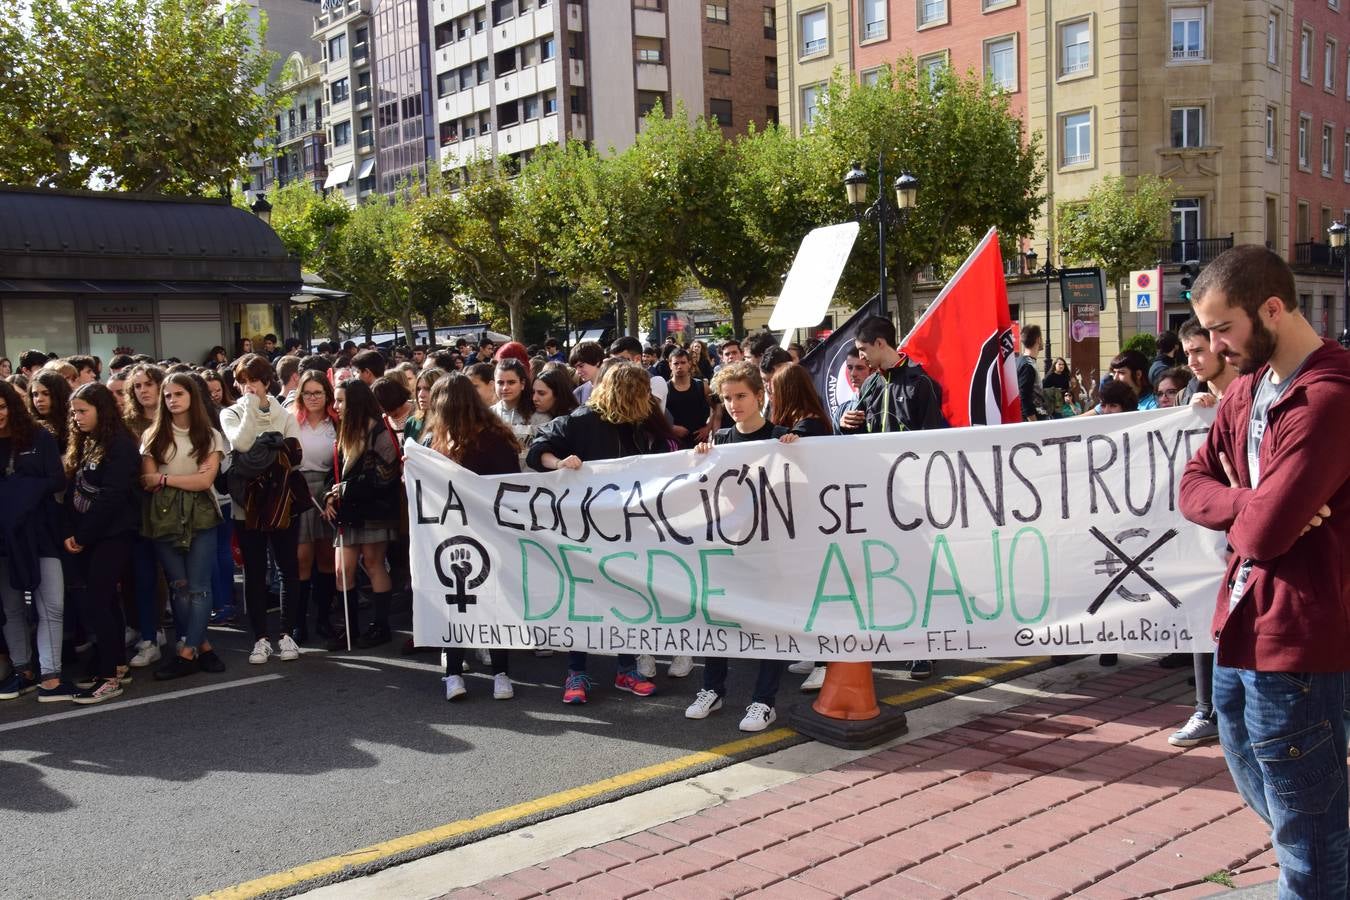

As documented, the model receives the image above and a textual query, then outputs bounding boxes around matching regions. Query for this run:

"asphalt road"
[0,612,1037,900]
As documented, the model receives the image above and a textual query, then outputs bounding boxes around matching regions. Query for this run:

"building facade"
[702,0,781,134]
[314,0,377,201]
[374,0,436,193]
[777,0,852,135]
[267,52,330,193]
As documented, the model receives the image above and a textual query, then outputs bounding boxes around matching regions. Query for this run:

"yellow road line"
[200,658,1041,900]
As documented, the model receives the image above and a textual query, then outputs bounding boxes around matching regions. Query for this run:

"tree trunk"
[325,302,342,342]
[895,269,916,337]
[626,295,640,338]
[401,310,416,348]
[728,292,746,339]
[508,293,525,341]
[363,317,375,342]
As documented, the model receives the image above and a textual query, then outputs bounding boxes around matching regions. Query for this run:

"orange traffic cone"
[788,661,908,750]
[811,661,881,720]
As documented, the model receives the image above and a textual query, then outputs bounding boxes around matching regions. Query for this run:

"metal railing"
[1293,241,1347,267]
[275,122,323,145]
[1155,234,1233,265]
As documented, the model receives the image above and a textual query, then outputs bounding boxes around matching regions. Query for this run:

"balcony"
[353,42,369,64]
[1293,241,1347,270]
[357,130,374,150]
[275,122,324,146]
[355,85,371,107]
[313,0,371,37]
[1154,234,1233,265]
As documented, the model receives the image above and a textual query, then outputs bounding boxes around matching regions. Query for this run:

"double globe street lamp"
[844,159,919,318]
[1023,247,1058,374]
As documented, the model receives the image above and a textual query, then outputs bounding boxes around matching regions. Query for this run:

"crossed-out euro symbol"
[1086,526,1181,615]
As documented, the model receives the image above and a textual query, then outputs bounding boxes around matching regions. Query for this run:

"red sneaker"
[562,671,591,704]
[614,669,656,697]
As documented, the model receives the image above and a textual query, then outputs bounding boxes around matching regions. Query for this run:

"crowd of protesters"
[0,319,1235,734]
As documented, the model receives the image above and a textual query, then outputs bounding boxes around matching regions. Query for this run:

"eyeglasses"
[301,391,328,399]
[1160,388,1181,397]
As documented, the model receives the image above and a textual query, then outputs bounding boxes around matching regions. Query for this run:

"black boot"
[357,591,392,648]
[312,572,336,639]
[292,580,311,644]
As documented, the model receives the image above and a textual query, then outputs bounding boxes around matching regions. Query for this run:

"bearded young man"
[1178,244,1350,899]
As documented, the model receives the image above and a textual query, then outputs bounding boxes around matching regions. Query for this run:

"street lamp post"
[1329,221,1350,347]
[250,192,272,226]
[844,156,919,318]
[1024,247,1059,374]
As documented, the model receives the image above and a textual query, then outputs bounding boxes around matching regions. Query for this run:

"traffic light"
[1179,260,1199,302]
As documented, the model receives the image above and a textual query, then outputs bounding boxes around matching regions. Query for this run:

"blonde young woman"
[527,362,679,704]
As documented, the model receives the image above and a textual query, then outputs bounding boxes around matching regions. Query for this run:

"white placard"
[768,222,861,332]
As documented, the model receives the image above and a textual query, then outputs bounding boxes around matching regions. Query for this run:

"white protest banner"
[407,408,1223,661]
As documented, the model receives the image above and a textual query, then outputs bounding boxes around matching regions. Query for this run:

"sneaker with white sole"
[685,689,723,719]
[800,666,826,692]
[668,656,694,678]
[1168,712,1219,747]
[636,654,657,678]
[493,673,514,700]
[739,702,777,732]
[128,640,161,668]
[443,674,467,700]
[788,660,816,675]
[248,638,274,665]
[277,635,301,661]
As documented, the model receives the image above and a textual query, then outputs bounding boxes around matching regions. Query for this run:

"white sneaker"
[636,654,657,678]
[277,635,301,661]
[493,673,514,700]
[788,660,816,675]
[685,689,723,719]
[443,674,467,700]
[668,656,694,678]
[800,666,826,692]
[128,640,161,668]
[476,648,492,665]
[739,702,777,732]
[248,638,274,665]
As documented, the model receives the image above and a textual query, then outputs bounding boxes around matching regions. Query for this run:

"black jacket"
[66,432,140,548]
[0,428,66,589]
[527,407,669,471]
[840,361,948,434]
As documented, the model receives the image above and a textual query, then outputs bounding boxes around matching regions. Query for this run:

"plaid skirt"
[296,470,335,545]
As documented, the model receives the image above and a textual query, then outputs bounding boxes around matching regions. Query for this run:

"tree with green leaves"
[522,137,685,337]
[1056,174,1176,344]
[0,0,281,193]
[818,60,1045,332]
[404,161,546,340]
[641,106,836,337]
[267,180,359,341]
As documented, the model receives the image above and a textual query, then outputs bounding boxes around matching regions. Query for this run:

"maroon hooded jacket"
[1179,338,1350,671]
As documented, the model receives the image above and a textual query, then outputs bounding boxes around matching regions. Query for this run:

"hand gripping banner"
[406,408,1224,661]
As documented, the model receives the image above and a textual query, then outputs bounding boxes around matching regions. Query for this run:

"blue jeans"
[154,528,218,652]
[211,509,234,612]
[132,533,161,642]
[1213,664,1350,900]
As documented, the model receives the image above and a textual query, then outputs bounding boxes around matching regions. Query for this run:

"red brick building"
[703,0,781,135]
[850,0,1027,123]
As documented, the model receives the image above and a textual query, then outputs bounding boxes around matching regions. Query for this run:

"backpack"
[242,436,308,532]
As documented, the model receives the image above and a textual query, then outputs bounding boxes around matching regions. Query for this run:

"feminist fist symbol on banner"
[434,537,491,614]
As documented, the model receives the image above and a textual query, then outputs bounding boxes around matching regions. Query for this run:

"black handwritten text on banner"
[406,409,1223,661]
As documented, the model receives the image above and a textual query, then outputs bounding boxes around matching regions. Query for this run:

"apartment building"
[852,0,1026,121]
[269,52,330,193]
[777,0,852,135]
[702,1,782,134]
[314,0,377,202]
[373,0,436,193]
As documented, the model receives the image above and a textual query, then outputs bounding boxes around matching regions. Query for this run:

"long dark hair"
[0,380,38,453]
[770,364,831,430]
[495,358,535,416]
[143,373,218,467]
[425,372,520,464]
[29,370,71,448]
[336,378,383,475]
[65,383,131,475]
[535,368,578,418]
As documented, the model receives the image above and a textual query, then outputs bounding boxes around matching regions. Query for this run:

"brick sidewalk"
[443,664,1275,899]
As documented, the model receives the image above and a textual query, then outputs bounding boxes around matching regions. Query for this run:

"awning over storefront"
[324,161,354,188]
[356,157,376,180]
